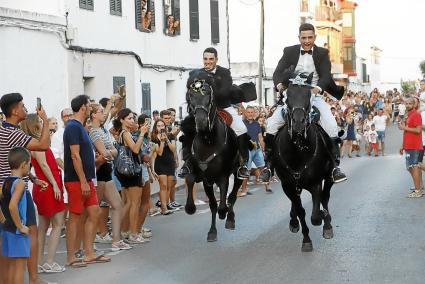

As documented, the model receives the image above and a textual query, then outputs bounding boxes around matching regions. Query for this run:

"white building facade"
[0,0,228,120]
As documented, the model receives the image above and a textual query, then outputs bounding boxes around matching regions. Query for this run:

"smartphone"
[36,97,42,111]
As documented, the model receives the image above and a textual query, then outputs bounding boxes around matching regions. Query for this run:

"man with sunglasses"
[178,47,251,180]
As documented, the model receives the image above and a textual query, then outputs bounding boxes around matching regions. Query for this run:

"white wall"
[0,0,65,16]
[0,26,69,120]
[65,0,228,68]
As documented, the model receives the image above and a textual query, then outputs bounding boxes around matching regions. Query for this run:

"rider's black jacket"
[273,44,344,100]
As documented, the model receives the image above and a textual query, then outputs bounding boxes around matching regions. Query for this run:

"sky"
[229,0,425,83]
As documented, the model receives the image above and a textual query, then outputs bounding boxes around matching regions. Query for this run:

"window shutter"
[149,0,156,31]
[135,0,142,30]
[87,0,94,10]
[116,0,122,16]
[189,0,199,40]
[142,83,152,116]
[174,0,180,35]
[80,0,94,10]
[210,0,220,44]
[110,0,122,16]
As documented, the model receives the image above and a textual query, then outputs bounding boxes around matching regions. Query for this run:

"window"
[343,46,353,61]
[110,0,122,16]
[210,0,219,44]
[113,76,126,107]
[163,0,180,36]
[141,83,152,116]
[135,0,156,32]
[189,0,199,40]
[80,0,94,10]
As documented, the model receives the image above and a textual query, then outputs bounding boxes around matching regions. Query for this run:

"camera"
[160,129,166,134]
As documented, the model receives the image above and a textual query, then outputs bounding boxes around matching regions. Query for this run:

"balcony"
[315,6,340,22]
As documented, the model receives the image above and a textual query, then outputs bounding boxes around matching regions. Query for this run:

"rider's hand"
[312,87,321,95]
[276,83,285,94]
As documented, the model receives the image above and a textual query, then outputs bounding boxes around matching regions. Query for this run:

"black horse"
[273,81,335,252]
[182,70,243,242]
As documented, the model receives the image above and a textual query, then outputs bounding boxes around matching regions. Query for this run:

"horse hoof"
[311,218,322,226]
[218,212,226,220]
[185,204,197,215]
[323,228,334,239]
[301,242,313,252]
[289,224,299,233]
[207,232,217,242]
[225,220,235,230]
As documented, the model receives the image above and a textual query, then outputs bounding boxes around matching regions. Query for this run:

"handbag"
[114,131,142,177]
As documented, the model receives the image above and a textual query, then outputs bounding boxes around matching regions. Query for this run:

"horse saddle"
[217,110,233,126]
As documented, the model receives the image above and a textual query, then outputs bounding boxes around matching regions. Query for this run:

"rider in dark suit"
[259,23,346,184]
[178,47,251,179]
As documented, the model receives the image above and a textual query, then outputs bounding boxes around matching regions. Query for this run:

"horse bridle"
[188,80,217,132]
[286,103,311,141]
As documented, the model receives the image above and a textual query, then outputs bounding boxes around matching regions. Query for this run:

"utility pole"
[257,0,264,105]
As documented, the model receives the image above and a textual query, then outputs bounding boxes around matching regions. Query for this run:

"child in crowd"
[0,147,32,284]
[368,124,378,156]
[352,128,362,157]
[363,124,370,155]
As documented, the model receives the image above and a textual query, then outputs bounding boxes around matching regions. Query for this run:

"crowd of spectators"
[1,79,425,282]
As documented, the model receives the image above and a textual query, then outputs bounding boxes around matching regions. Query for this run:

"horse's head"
[286,72,314,138]
[186,69,216,132]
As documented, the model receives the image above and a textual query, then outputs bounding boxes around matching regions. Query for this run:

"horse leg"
[321,178,334,239]
[217,177,229,220]
[310,184,323,226]
[184,174,197,215]
[225,173,243,230]
[292,194,312,252]
[204,182,218,242]
[289,203,299,233]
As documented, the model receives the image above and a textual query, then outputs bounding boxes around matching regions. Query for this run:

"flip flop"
[66,259,87,268]
[84,254,111,264]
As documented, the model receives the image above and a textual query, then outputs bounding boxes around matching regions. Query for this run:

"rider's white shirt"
[295,48,319,86]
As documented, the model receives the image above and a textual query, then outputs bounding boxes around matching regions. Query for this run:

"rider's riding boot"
[331,137,347,183]
[237,134,251,179]
[177,134,194,178]
[259,133,274,183]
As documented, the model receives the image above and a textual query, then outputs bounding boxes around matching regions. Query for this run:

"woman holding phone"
[89,104,131,251]
[151,119,176,215]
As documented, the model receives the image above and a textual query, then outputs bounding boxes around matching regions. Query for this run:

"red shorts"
[370,143,378,150]
[65,181,98,214]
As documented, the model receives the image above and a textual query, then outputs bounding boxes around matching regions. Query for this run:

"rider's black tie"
[301,50,312,55]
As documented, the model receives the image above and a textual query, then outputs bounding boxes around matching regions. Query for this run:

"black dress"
[153,135,176,176]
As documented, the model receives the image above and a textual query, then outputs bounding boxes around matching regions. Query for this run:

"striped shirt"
[0,121,32,188]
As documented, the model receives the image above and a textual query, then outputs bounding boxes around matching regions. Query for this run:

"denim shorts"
[405,150,422,169]
[377,131,385,141]
[248,148,265,170]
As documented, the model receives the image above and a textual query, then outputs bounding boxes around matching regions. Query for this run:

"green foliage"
[400,80,416,93]
[420,60,425,78]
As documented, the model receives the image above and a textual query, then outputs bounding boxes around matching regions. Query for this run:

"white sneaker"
[121,231,130,240]
[111,240,132,251]
[41,262,65,273]
[141,230,152,238]
[94,233,113,244]
[194,199,206,205]
[127,234,149,244]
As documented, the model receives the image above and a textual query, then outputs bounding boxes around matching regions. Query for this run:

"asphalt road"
[44,125,425,284]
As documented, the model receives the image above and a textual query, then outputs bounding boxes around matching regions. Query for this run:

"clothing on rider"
[178,47,251,179]
[260,23,347,184]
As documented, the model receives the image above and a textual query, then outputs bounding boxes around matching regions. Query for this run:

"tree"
[400,79,416,93]
[420,60,425,78]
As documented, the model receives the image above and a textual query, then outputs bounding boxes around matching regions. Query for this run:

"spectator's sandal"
[84,254,111,264]
[66,259,87,268]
